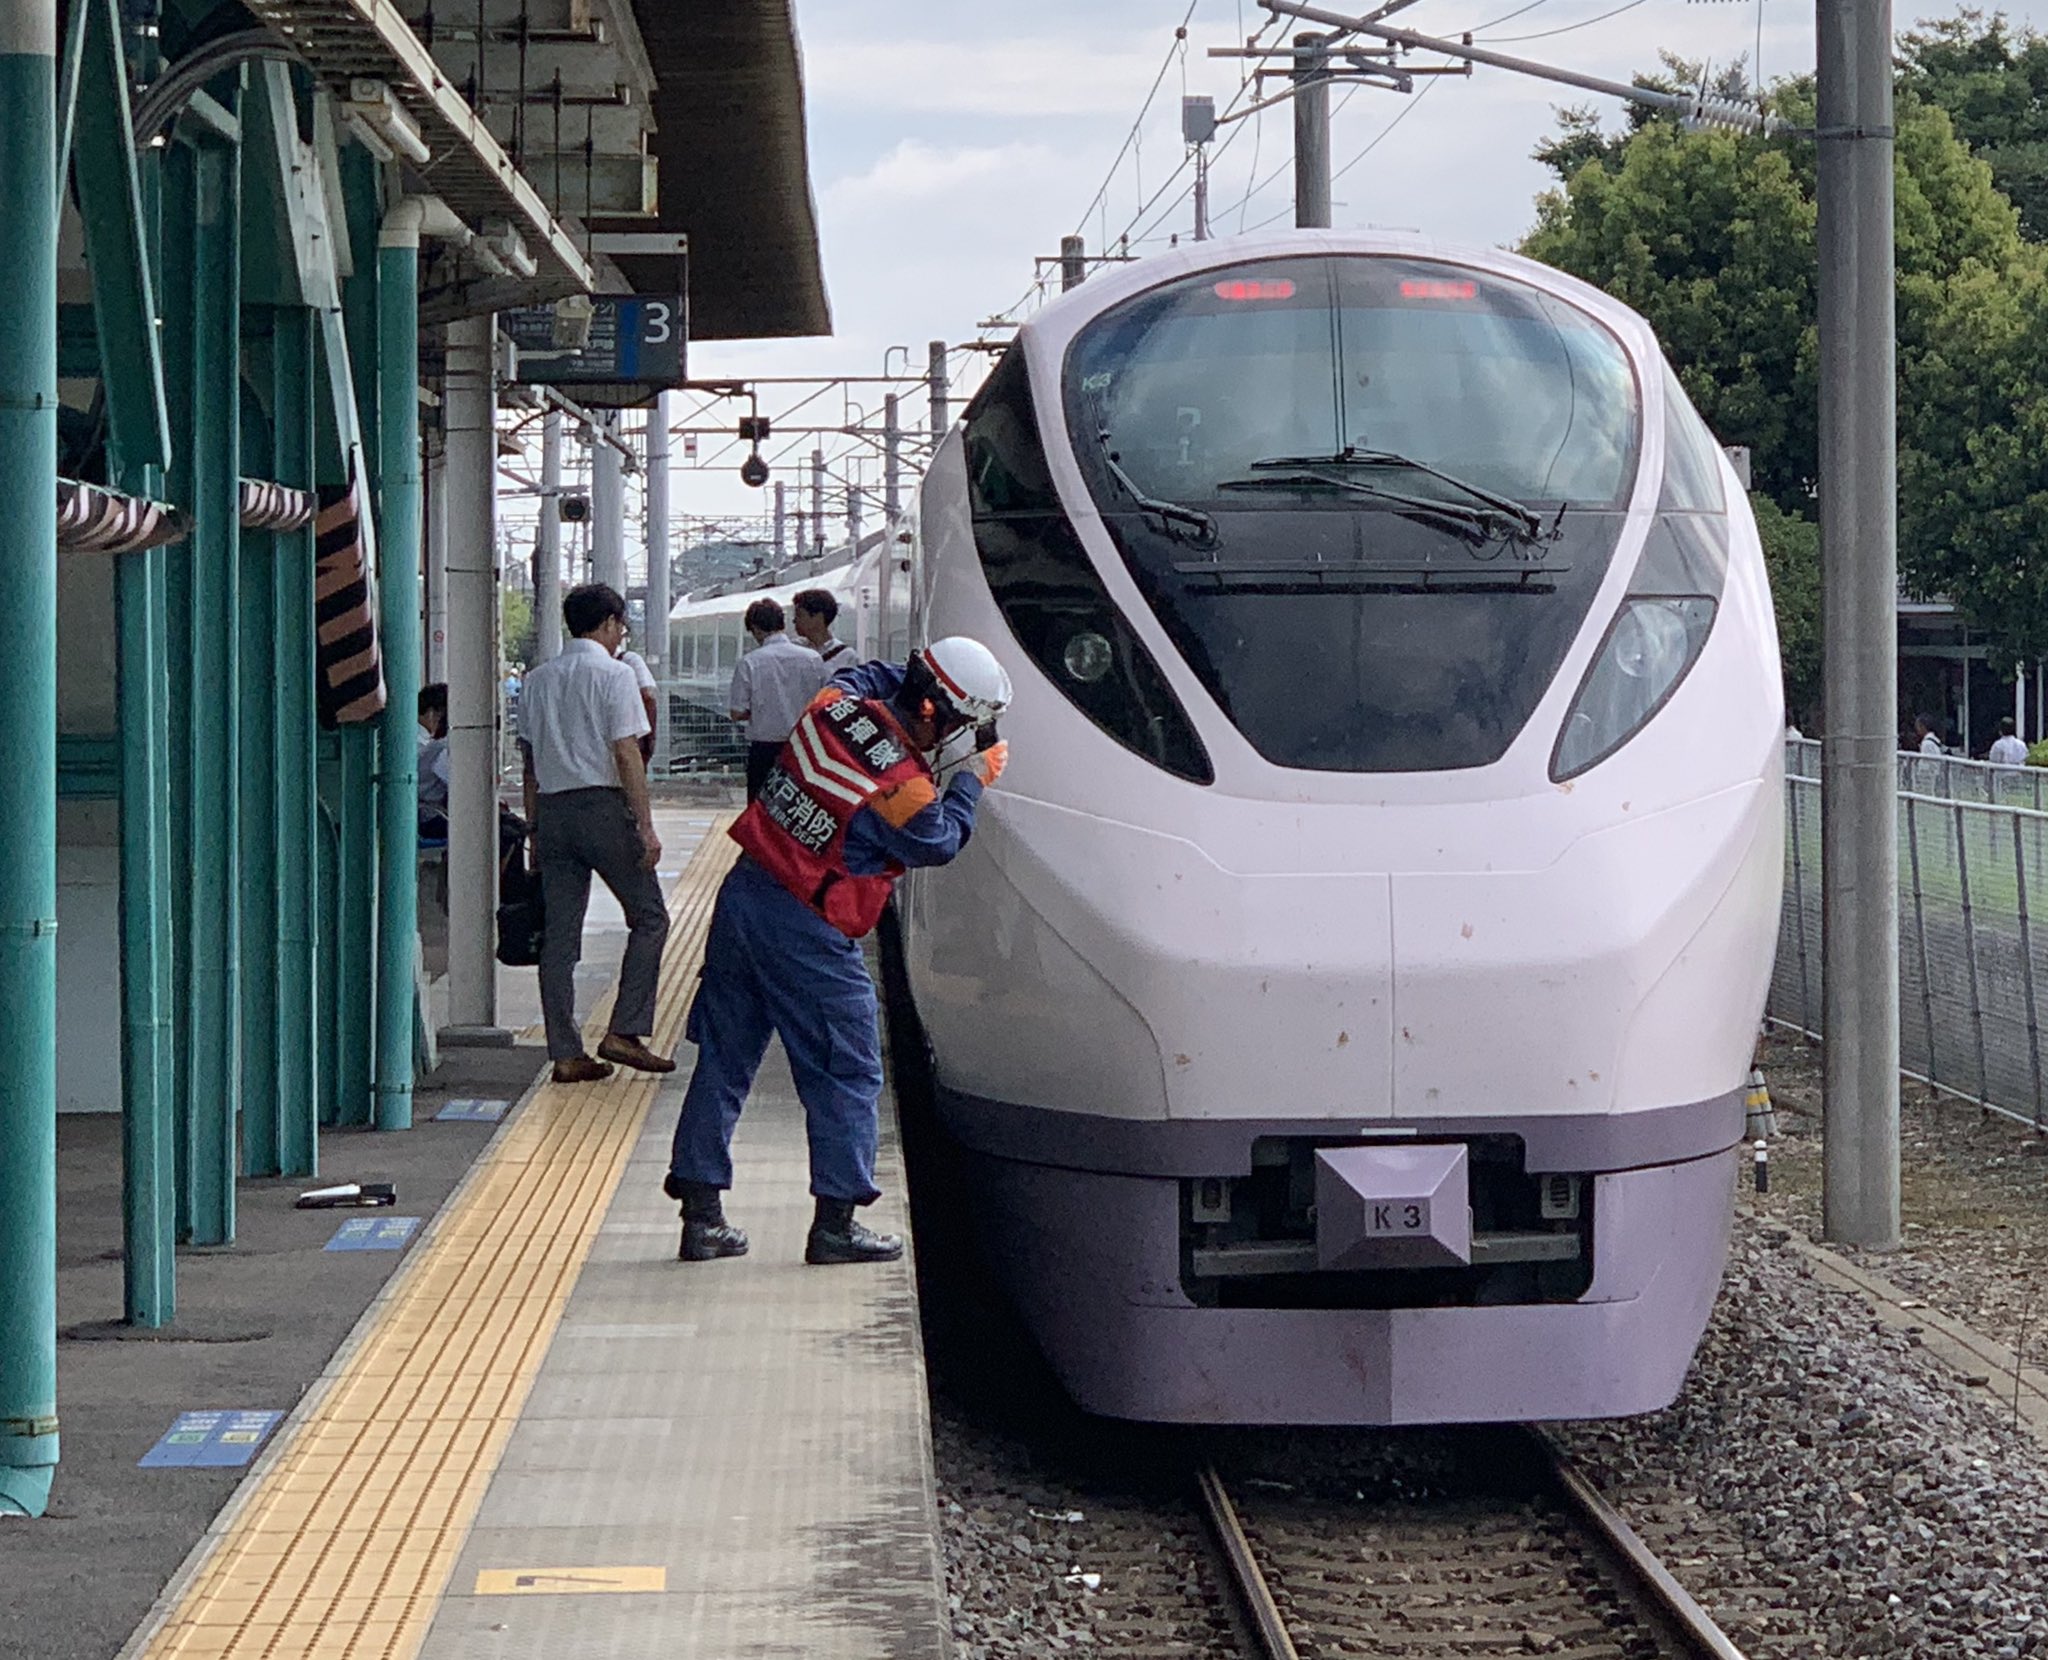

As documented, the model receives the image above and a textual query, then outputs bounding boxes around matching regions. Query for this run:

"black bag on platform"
[495,809,545,967]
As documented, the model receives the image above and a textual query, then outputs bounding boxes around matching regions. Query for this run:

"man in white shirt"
[793,588,854,670]
[519,583,674,1084]
[417,682,451,840]
[1990,717,2029,767]
[729,597,827,800]
[618,641,658,765]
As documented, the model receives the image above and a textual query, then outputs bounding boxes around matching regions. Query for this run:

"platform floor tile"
[417,1040,949,1660]
[126,830,738,1660]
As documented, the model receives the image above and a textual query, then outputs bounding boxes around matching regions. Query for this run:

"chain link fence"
[1773,741,2048,1128]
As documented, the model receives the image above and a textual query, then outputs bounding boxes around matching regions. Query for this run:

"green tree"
[1522,79,2048,661]
[502,587,535,669]
[1900,12,2048,242]
[1750,493,1820,717]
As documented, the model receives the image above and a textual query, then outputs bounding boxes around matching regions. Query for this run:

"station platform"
[119,823,950,1660]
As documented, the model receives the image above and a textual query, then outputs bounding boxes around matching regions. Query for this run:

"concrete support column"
[1817,0,1901,1248]
[425,441,448,680]
[372,205,424,1127]
[535,407,563,662]
[592,411,624,594]
[645,395,670,759]
[0,0,58,1518]
[443,314,503,1039]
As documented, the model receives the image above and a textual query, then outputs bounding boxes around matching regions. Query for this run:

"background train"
[883,229,1784,1424]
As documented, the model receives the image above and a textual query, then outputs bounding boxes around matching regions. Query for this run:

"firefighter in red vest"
[664,637,1013,1265]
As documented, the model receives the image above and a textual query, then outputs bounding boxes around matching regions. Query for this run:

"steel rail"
[1532,1428,1751,1660]
[1193,1463,1301,1660]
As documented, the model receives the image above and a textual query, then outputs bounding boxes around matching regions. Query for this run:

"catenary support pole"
[0,0,59,1518]
[881,393,900,650]
[372,200,424,1130]
[535,407,562,661]
[1817,0,1900,1248]
[772,478,786,564]
[644,394,670,760]
[810,447,825,559]
[443,313,505,1041]
[591,409,624,593]
[928,341,949,439]
[1060,234,1086,291]
[1294,32,1332,229]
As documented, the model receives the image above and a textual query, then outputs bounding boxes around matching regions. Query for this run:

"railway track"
[1195,1428,1750,1660]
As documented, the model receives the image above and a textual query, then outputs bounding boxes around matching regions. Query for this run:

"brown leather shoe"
[551,1056,615,1084]
[597,1034,677,1074]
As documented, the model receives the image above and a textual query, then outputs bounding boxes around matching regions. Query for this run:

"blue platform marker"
[140,1410,283,1469]
[325,1216,421,1252]
[436,1097,508,1123]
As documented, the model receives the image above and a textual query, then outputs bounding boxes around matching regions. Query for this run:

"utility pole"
[1294,31,1332,228]
[881,392,901,649]
[644,394,670,765]
[1061,234,1087,291]
[810,448,825,560]
[1817,0,1900,1249]
[1185,95,1218,240]
[591,411,625,594]
[534,407,562,661]
[772,478,786,564]
[928,341,949,439]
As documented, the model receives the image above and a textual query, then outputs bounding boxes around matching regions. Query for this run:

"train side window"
[964,349,1214,785]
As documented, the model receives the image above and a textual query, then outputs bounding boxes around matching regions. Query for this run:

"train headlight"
[1552,596,1716,781]
[1062,630,1115,684]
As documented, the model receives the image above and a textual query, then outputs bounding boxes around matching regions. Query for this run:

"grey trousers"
[535,787,670,1061]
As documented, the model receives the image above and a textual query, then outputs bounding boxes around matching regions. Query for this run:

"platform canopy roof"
[211,0,827,339]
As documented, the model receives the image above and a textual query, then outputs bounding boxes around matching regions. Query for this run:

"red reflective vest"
[730,687,939,938]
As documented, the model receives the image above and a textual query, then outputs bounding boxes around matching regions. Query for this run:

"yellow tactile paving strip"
[136,824,737,1660]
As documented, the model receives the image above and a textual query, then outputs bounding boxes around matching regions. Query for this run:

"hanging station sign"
[500,294,687,397]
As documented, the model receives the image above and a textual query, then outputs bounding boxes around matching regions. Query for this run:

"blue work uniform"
[668,662,984,1203]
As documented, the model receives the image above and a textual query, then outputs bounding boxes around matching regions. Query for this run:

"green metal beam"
[374,219,421,1132]
[0,0,61,1520]
[55,732,116,797]
[67,0,167,473]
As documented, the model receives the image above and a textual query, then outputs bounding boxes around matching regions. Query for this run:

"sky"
[566,0,2048,564]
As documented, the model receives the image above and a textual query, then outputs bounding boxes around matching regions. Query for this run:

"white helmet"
[910,636,1012,733]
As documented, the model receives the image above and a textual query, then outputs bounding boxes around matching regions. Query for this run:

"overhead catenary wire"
[1478,0,1651,42]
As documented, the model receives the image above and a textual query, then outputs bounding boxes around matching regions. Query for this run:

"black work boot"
[666,1176,748,1262]
[805,1197,903,1265]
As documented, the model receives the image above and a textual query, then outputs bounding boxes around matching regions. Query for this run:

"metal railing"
[653,678,748,778]
[1785,734,2048,810]
[1773,744,2048,1128]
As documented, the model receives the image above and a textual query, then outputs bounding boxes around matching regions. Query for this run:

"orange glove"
[966,740,1009,787]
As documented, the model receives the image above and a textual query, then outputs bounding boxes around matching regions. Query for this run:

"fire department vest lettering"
[729,688,936,938]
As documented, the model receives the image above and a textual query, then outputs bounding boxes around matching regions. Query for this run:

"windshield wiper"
[1091,422,1219,548]
[1248,448,1546,541]
[1215,469,1507,546]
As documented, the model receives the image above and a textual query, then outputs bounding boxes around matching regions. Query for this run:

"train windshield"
[1062,255,1641,773]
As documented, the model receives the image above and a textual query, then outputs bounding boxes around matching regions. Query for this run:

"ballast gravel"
[928,1203,2048,1658]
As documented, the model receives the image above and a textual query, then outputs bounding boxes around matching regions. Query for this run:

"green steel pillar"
[332,150,380,1129]
[0,0,60,1518]
[239,341,281,1177]
[70,0,174,1325]
[273,309,319,1174]
[160,118,242,1244]
[373,211,422,1131]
